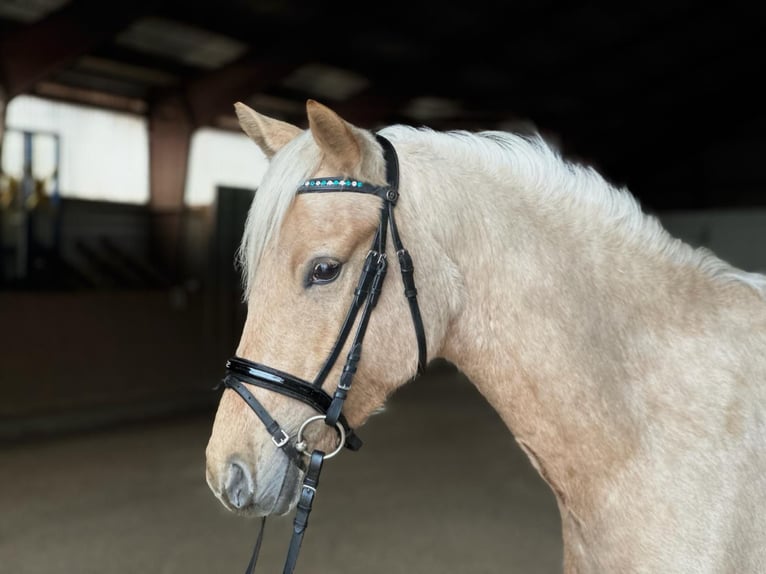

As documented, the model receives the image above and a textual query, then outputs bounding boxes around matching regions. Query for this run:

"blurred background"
[0,1,764,573]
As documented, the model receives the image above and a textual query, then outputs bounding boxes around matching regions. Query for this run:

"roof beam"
[183,52,300,127]
[0,0,160,98]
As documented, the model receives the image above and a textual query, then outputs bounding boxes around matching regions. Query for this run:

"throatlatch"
[217,134,427,574]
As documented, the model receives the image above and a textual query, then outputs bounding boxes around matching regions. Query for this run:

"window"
[4,95,149,203]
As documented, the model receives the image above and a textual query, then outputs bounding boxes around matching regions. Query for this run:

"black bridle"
[218,134,427,574]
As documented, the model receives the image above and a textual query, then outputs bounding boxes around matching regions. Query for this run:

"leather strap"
[311,241,380,387]
[244,516,267,574]
[376,135,427,373]
[239,451,323,574]
[298,179,392,201]
[220,376,306,469]
[388,201,428,375]
[375,135,400,203]
[325,250,388,426]
[283,451,324,574]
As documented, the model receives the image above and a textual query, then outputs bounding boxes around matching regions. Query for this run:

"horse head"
[205,100,444,516]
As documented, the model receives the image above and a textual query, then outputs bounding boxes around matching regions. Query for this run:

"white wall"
[184,127,267,206]
[4,95,150,203]
[3,96,269,207]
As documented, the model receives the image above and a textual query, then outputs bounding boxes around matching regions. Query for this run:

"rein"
[218,134,427,573]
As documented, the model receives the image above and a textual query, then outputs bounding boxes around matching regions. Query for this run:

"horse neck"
[399,132,764,508]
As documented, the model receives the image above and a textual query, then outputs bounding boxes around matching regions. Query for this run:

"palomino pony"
[206,99,766,572]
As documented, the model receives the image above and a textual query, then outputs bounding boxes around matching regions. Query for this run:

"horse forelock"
[237,126,391,298]
[238,132,318,297]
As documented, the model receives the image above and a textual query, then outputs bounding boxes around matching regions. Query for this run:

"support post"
[148,94,193,280]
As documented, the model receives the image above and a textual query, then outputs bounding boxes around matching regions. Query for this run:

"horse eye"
[309,259,342,285]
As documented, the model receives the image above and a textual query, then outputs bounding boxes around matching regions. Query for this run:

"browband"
[297,178,397,204]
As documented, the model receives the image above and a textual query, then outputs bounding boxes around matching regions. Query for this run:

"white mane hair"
[238,124,766,298]
[237,131,320,296]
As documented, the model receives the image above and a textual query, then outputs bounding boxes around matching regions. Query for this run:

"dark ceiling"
[1,0,765,211]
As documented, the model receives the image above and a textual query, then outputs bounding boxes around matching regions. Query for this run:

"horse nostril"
[224,462,254,509]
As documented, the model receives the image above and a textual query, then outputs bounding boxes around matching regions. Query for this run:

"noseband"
[218,134,427,574]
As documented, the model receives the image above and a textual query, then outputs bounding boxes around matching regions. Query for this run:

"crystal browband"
[297,178,397,203]
[301,178,366,189]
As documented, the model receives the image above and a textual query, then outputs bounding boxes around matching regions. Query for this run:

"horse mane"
[238,124,766,298]
[386,125,766,296]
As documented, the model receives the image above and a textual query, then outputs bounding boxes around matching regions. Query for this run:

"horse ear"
[306,99,361,172]
[234,102,302,158]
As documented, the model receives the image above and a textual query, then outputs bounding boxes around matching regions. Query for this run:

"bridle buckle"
[271,428,290,448]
